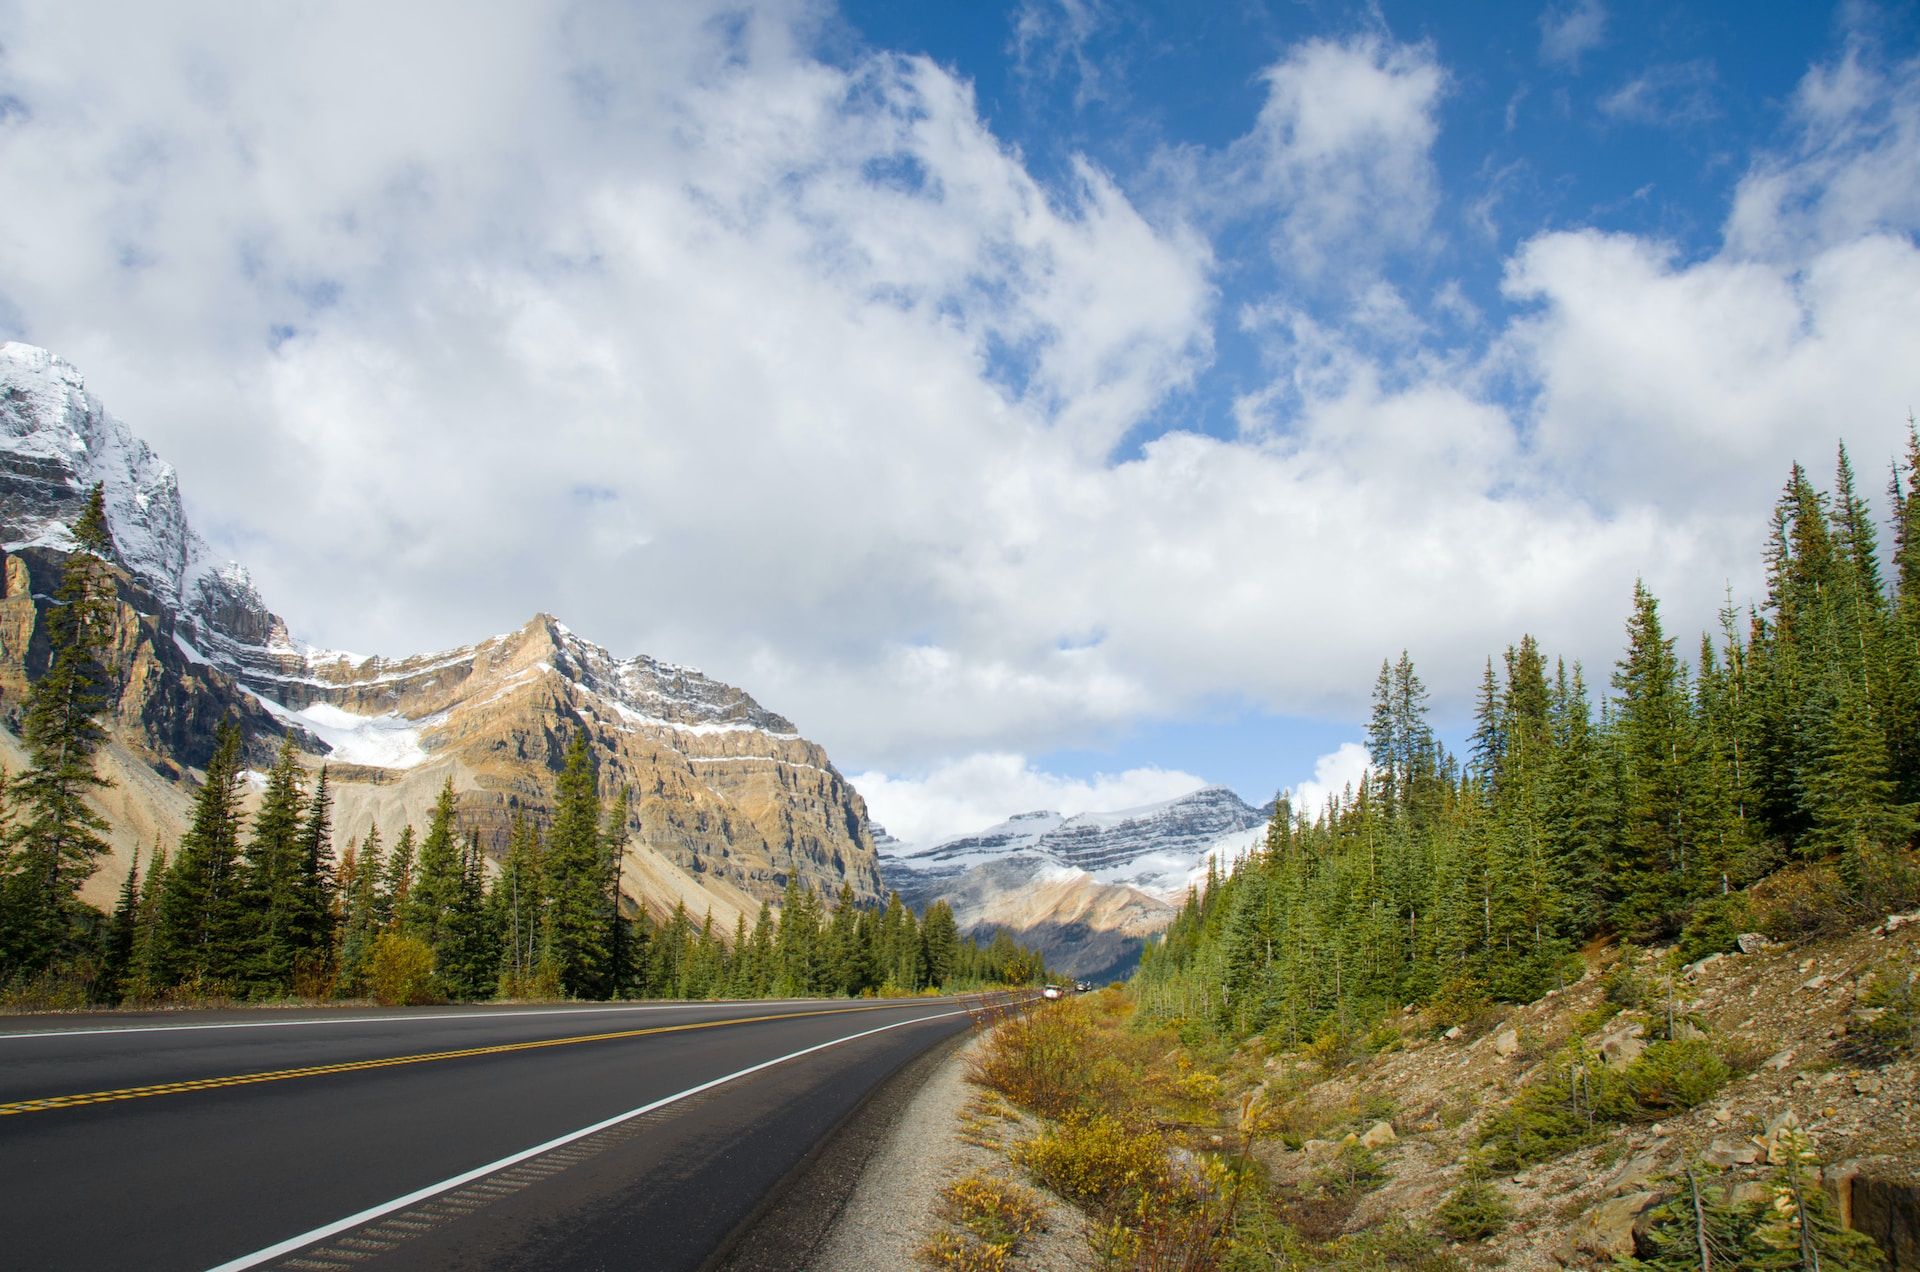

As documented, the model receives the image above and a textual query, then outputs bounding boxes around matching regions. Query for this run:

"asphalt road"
[0,995,1011,1270]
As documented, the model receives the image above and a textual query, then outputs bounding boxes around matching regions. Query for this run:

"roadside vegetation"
[0,489,1046,1009]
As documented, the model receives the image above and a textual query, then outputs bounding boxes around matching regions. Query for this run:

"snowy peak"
[1,342,205,608]
[891,786,1263,883]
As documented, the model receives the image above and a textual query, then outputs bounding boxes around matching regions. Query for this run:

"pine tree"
[602,788,633,999]
[1611,583,1702,936]
[290,765,335,984]
[2,483,120,975]
[337,826,384,996]
[383,825,416,926]
[920,900,960,989]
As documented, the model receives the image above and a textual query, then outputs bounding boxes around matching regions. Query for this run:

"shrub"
[1751,863,1852,941]
[1851,965,1920,1061]
[1602,951,1648,1009]
[367,932,437,1006]
[924,1172,1044,1267]
[1475,1048,1632,1172]
[972,1004,1098,1117]
[1312,1142,1388,1198]
[1677,893,1753,963]
[1433,1180,1512,1241]
[1017,1113,1168,1208]
[1621,1039,1730,1114]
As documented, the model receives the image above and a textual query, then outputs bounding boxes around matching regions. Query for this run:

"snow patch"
[242,690,434,769]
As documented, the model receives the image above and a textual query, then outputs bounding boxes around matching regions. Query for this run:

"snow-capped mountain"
[880,787,1270,980]
[0,343,880,923]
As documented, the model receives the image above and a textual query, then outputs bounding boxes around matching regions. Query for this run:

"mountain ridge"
[0,341,881,925]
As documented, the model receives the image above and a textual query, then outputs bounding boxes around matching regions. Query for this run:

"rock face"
[881,787,1269,980]
[0,342,880,925]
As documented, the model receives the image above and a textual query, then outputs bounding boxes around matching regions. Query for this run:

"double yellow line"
[0,1000,920,1118]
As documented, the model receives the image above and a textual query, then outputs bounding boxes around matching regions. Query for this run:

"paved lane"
[0,996,1014,1270]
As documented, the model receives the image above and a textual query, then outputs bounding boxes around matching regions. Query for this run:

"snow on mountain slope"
[879,787,1271,979]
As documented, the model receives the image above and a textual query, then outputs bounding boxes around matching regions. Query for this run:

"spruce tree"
[546,734,610,997]
[99,853,140,1004]
[157,721,248,987]
[2,483,120,975]
[235,738,306,995]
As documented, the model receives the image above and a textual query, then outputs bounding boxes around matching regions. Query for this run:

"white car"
[1041,985,1063,1000]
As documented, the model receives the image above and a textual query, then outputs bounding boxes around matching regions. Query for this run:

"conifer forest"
[0,487,1043,1006]
[1138,433,1920,1044]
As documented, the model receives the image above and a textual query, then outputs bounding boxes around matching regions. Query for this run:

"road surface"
[0,995,1010,1270]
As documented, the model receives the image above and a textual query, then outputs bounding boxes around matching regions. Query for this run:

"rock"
[1572,1191,1664,1261]
[1704,1135,1762,1167]
[1360,1120,1396,1149]
[1763,1049,1795,1071]
[1301,1138,1334,1157]
[1608,1150,1662,1192]
[1803,973,1833,992]
[1443,1025,1463,1040]
[1493,1028,1521,1057]
[1670,1019,1708,1043]
[1598,1020,1649,1070]
[1849,1173,1920,1269]
[1727,1180,1773,1207]
[1883,911,1920,933]
[1853,1074,1885,1096]
[1711,1107,1734,1124]
[1685,953,1726,980]
[1736,932,1778,954]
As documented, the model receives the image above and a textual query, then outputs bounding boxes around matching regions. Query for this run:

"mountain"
[881,787,1269,981]
[0,342,880,929]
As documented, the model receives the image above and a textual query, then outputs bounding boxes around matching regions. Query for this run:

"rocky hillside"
[882,787,1268,981]
[1244,910,1920,1268]
[0,342,881,927]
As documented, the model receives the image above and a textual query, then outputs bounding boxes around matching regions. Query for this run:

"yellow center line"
[0,1000,940,1118]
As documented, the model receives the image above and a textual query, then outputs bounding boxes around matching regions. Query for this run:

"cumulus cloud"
[0,3,1915,843]
[850,754,1209,850]
[1281,742,1372,823]
[1226,35,1445,276]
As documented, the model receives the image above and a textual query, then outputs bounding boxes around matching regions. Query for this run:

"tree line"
[0,486,1042,1004]
[1138,428,1920,1043]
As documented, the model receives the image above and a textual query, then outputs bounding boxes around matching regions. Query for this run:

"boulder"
[1703,1135,1763,1168]
[1571,1191,1664,1261]
[1883,911,1920,934]
[1849,1173,1920,1269]
[1598,1020,1649,1070]
[1736,932,1778,954]
[1493,1027,1521,1057]
[1360,1120,1397,1149]
[1763,1049,1796,1071]
[1443,1025,1463,1041]
[1685,953,1726,980]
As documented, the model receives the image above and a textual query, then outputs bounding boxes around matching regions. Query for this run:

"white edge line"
[203,1004,978,1272]
[0,999,846,1042]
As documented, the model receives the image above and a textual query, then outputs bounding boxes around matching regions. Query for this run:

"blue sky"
[1,1,1917,844]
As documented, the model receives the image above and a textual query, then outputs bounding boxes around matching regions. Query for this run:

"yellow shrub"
[1017,1113,1169,1207]
[367,932,437,1006]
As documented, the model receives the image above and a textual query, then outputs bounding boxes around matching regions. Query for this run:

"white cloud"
[1282,742,1373,822]
[1598,60,1719,126]
[1539,0,1607,70]
[851,754,1209,850]
[1226,35,1445,276]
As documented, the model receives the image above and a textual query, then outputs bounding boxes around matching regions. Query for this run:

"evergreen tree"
[156,721,248,987]
[290,765,335,983]
[383,825,417,926]
[128,839,168,1000]
[545,735,610,997]
[98,852,140,1004]
[405,779,462,953]
[235,738,306,995]
[920,900,960,989]
[2,483,119,975]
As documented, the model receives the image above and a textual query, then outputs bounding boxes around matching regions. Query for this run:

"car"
[1041,985,1063,999]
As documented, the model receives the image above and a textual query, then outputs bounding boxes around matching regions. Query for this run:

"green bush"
[1622,1039,1730,1114]
[1476,1048,1631,1172]
[1016,1112,1167,1207]
[1677,893,1752,963]
[1433,1180,1512,1241]
[1852,966,1920,1061]
[1313,1142,1388,1198]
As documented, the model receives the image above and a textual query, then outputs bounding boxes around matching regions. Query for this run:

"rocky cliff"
[0,342,881,926]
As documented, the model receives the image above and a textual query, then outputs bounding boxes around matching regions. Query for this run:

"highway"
[0,995,1007,1270]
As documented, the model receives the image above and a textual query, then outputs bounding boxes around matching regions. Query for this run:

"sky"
[1,1,1917,849]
